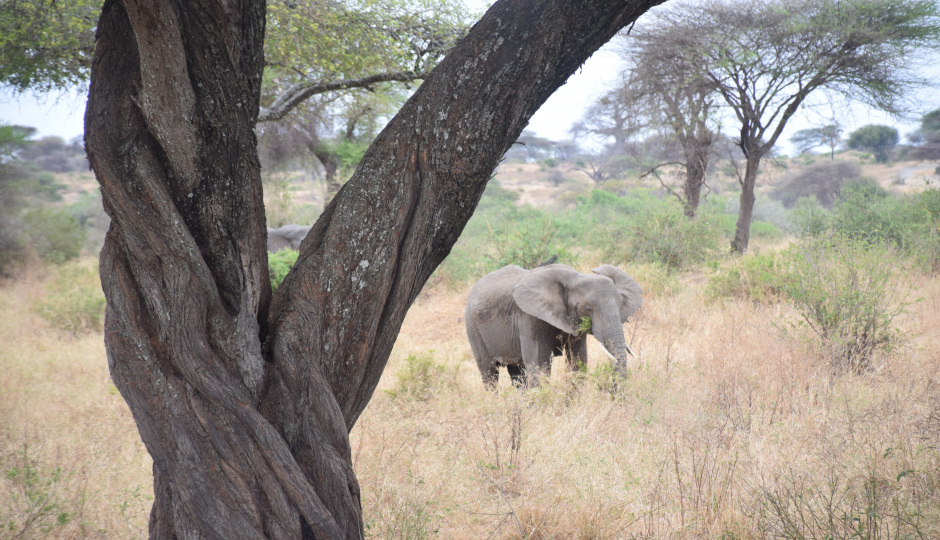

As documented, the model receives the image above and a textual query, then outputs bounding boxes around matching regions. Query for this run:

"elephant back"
[466,265,528,325]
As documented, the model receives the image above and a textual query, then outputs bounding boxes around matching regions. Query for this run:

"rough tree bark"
[85,0,664,538]
[681,144,708,218]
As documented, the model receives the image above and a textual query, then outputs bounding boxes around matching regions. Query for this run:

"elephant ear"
[512,265,581,335]
[592,264,643,322]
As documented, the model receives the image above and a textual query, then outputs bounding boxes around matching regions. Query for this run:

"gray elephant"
[267,224,312,253]
[465,263,642,387]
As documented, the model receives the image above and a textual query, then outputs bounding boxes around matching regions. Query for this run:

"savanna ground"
[3,152,940,539]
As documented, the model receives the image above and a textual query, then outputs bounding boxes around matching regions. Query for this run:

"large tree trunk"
[85,0,663,538]
[731,153,762,253]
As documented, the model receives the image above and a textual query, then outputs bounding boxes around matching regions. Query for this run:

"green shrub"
[268,248,299,292]
[626,262,682,298]
[484,216,576,270]
[387,352,448,402]
[1,444,73,539]
[788,196,831,236]
[35,260,106,334]
[22,207,85,264]
[605,203,722,272]
[707,252,787,302]
[782,234,907,372]
[752,461,940,540]
[750,220,783,239]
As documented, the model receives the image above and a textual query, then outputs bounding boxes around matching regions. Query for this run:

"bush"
[268,248,299,292]
[752,461,940,540]
[787,196,831,236]
[386,352,449,402]
[771,160,862,208]
[606,203,722,271]
[484,217,576,270]
[22,207,85,264]
[35,260,106,334]
[626,262,682,298]
[750,220,783,239]
[707,252,787,302]
[782,234,907,372]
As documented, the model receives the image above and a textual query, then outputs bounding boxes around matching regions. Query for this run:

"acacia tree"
[83,0,663,538]
[790,124,843,160]
[647,0,940,252]
[0,0,99,92]
[588,26,720,217]
[847,124,900,163]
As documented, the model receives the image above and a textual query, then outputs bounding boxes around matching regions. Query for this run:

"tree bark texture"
[85,0,664,538]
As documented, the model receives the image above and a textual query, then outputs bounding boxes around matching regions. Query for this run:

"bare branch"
[258,71,428,123]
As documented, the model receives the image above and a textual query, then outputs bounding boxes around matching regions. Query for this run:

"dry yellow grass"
[0,269,152,539]
[2,257,939,539]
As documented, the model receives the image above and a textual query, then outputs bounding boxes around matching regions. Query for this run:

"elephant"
[267,224,312,253]
[465,263,642,388]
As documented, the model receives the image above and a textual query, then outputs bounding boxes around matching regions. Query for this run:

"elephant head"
[512,264,642,371]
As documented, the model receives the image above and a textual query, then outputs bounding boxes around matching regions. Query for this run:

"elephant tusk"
[624,342,638,359]
[596,340,615,360]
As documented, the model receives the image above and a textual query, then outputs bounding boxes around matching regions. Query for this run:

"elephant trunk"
[592,313,634,372]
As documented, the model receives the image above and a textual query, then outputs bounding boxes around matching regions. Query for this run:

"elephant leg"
[566,335,589,372]
[467,322,501,389]
[520,323,556,386]
[481,364,500,389]
[506,364,526,387]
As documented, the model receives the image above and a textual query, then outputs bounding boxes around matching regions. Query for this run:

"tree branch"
[258,71,428,123]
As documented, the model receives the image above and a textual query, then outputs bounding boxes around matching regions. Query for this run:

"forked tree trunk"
[731,153,763,253]
[85,0,663,538]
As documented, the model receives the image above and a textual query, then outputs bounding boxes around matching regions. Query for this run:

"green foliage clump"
[788,196,832,236]
[707,252,788,302]
[749,220,783,240]
[782,234,907,371]
[387,352,449,402]
[578,316,592,334]
[1,444,73,539]
[0,0,98,93]
[625,262,682,298]
[848,125,900,163]
[35,260,106,334]
[22,207,85,264]
[605,203,721,271]
[324,139,370,173]
[268,248,299,292]
[484,217,576,270]
[830,184,940,272]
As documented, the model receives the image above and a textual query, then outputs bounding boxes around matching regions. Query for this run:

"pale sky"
[1,41,936,156]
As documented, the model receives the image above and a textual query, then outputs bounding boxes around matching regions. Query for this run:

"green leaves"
[262,0,470,102]
[268,248,300,292]
[0,0,99,93]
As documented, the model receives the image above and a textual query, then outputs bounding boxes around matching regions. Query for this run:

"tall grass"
[0,270,151,539]
[3,245,939,538]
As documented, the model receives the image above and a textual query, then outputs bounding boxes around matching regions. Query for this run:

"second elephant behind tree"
[465,263,642,387]
[267,224,312,253]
